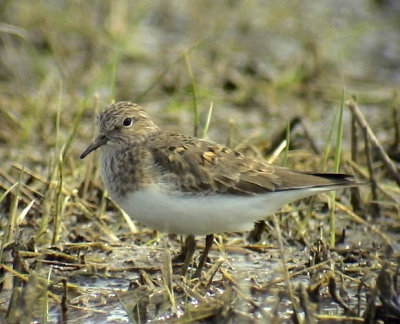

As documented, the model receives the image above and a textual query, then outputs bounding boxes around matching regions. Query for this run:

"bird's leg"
[172,236,189,263]
[247,221,266,243]
[181,234,196,275]
[194,234,214,278]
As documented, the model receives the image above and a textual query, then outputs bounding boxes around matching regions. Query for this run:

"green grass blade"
[330,88,345,247]
[321,110,339,171]
[51,154,63,245]
[283,121,291,167]
[202,102,214,139]
[184,52,199,137]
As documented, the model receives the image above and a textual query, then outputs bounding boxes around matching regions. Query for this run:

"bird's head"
[80,101,158,159]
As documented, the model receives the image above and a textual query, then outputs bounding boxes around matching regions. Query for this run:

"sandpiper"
[81,101,361,277]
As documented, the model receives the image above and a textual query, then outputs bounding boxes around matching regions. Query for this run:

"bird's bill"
[80,135,108,159]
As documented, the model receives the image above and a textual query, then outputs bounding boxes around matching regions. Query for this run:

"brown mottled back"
[146,131,355,195]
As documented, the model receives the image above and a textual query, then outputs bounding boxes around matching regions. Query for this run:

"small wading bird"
[81,101,361,277]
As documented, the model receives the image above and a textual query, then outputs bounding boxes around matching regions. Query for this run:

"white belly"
[113,184,329,235]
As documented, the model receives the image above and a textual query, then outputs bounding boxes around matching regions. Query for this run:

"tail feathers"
[306,172,367,187]
[275,170,367,192]
[307,172,355,185]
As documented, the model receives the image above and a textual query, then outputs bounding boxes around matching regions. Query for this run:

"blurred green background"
[1,0,399,167]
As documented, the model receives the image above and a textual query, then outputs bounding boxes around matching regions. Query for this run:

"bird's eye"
[122,117,133,127]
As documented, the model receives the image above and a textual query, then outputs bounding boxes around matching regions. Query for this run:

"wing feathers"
[149,132,358,196]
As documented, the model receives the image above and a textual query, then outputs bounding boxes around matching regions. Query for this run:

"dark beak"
[80,135,108,159]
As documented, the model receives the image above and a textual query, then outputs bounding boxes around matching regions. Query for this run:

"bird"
[80,101,361,277]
